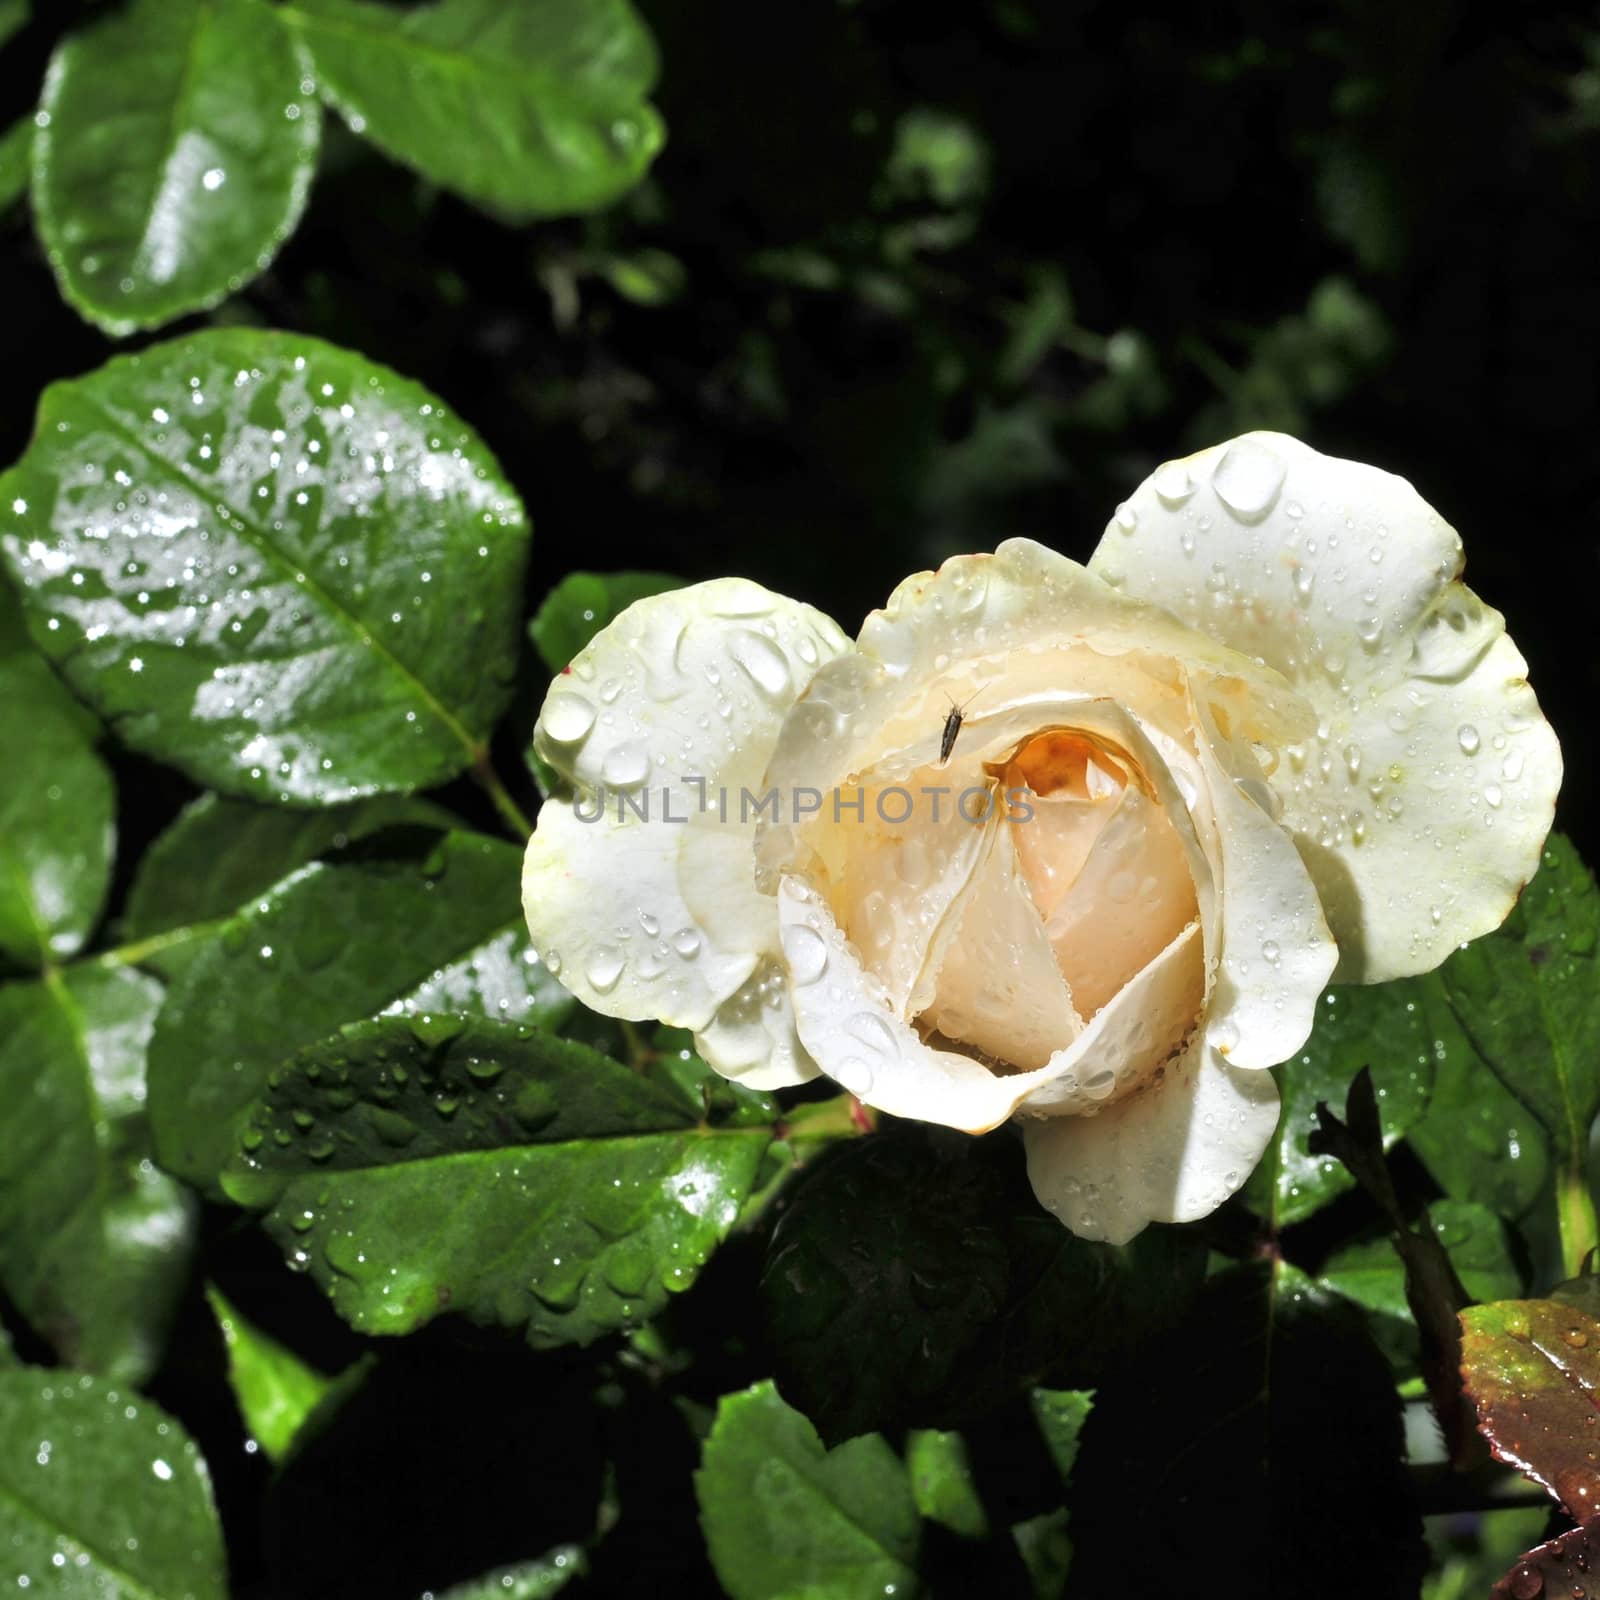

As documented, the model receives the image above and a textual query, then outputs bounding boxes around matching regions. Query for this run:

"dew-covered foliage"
[1,3,1598,1597]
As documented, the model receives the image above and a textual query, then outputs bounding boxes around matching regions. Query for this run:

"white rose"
[521,432,1560,1244]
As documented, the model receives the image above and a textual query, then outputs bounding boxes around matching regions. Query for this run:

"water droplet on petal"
[783,925,829,985]
[1212,438,1286,522]
[1153,462,1194,507]
[542,692,596,744]
[586,946,625,993]
[601,740,649,788]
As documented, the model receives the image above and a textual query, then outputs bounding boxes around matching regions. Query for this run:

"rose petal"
[523,579,850,1030]
[777,874,1026,1132]
[1022,1047,1281,1244]
[694,956,821,1090]
[805,777,991,1018]
[1016,919,1206,1117]
[1043,783,1197,1018]
[1090,432,1559,981]
[522,802,764,1028]
[535,576,850,800]
[924,820,1082,1069]
[1187,687,1338,1067]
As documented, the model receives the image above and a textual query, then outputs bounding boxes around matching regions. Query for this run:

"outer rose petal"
[522,579,849,1084]
[694,957,821,1090]
[1022,1047,1280,1244]
[522,803,765,1029]
[1091,432,1560,982]
[1187,688,1338,1068]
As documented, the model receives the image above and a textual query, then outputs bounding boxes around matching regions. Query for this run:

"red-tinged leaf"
[1491,1518,1600,1599]
[1460,1298,1600,1518]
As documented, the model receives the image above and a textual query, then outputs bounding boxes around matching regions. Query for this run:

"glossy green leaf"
[33,0,320,335]
[1245,981,1435,1228]
[696,1380,921,1600]
[529,570,682,674]
[148,829,569,1192]
[205,1285,336,1463]
[1405,970,1549,1220]
[121,790,455,944]
[1442,837,1600,1217]
[1317,1200,1521,1374]
[0,581,112,969]
[282,0,665,219]
[435,1549,589,1599]
[222,1015,772,1348]
[906,1429,987,1540]
[0,117,28,213]
[0,1370,226,1598]
[0,966,195,1383]
[0,330,530,804]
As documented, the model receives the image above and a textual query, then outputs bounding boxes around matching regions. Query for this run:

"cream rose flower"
[521,432,1560,1244]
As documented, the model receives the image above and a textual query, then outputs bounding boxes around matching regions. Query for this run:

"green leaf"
[0,966,196,1383]
[0,581,113,969]
[696,1380,921,1600]
[0,117,29,214]
[32,0,320,335]
[205,1285,337,1463]
[1442,837,1600,1257]
[147,828,569,1192]
[282,0,664,219]
[121,790,455,944]
[435,1548,589,1599]
[1029,1387,1093,1484]
[222,1015,772,1348]
[1244,980,1435,1228]
[0,1370,226,1598]
[1317,1200,1521,1374]
[1009,1390,1094,1599]
[906,1429,987,1539]
[0,330,530,805]
[1406,971,1550,1221]
[529,570,682,673]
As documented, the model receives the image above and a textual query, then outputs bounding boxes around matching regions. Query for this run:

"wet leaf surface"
[696,1379,920,1600]
[1490,1519,1600,1600]
[0,579,112,969]
[1244,979,1435,1227]
[1317,1198,1521,1376]
[0,331,529,803]
[33,0,319,334]
[223,1014,772,1348]
[121,791,454,948]
[282,0,664,219]
[0,1369,226,1598]
[1442,836,1600,1206]
[147,828,568,1192]
[1460,1296,1600,1518]
[0,965,195,1383]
